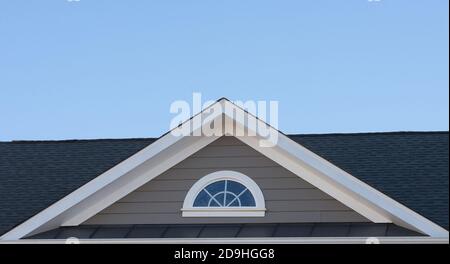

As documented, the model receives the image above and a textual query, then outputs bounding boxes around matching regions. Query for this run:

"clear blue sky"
[0,0,448,141]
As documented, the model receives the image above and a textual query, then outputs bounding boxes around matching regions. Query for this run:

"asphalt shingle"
[28,223,422,239]
[290,132,449,230]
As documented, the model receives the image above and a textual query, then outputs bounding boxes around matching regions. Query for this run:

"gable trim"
[0,104,224,240]
[1,99,448,240]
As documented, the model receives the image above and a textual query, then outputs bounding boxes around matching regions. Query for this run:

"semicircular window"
[193,180,256,207]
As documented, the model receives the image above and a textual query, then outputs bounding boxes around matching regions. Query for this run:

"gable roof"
[0,99,448,240]
[0,132,447,237]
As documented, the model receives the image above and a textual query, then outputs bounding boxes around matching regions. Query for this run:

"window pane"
[193,190,210,207]
[209,199,221,207]
[205,180,225,195]
[225,192,239,206]
[239,189,256,206]
[227,180,246,195]
[228,199,240,207]
[213,193,225,207]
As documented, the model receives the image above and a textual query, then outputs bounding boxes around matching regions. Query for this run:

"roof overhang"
[1,237,448,244]
[1,98,448,240]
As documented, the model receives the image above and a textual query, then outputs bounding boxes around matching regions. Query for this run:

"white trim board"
[1,99,448,240]
[1,237,448,244]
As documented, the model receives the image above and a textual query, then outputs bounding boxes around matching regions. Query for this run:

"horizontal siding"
[192,145,259,157]
[101,200,351,214]
[209,136,244,146]
[173,156,277,169]
[154,167,303,180]
[85,211,368,225]
[86,136,369,225]
[121,189,333,203]
[266,200,350,212]
[137,178,315,192]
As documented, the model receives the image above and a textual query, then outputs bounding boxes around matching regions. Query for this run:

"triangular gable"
[85,136,369,225]
[1,99,448,240]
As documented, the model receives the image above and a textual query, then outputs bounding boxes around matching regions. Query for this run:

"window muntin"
[193,180,256,207]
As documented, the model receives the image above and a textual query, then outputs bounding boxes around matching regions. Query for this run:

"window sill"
[181,208,266,217]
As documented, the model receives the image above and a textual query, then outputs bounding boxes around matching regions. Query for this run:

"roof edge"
[1,131,448,144]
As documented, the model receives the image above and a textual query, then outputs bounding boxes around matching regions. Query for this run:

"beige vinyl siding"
[84,137,369,225]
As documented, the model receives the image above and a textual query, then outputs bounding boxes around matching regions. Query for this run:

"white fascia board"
[276,133,447,237]
[0,104,225,240]
[0,132,182,240]
[222,115,391,223]
[0,237,448,244]
[221,100,449,238]
[62,135,220,226]
[276,133,449,237]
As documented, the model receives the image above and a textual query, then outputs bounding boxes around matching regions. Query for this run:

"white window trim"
[181,170,266,217]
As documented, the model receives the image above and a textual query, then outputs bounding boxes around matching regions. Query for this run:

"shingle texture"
[27,223,422,239]
[0,138,156,236]
[290,132,449,230]
[0,132,448,236]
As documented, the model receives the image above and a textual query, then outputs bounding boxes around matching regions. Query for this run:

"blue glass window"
[193,180,256,207]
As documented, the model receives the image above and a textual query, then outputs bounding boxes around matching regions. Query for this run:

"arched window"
[193,180,256,207]
[182,170,266,217]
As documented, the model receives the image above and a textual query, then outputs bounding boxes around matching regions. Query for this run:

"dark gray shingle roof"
[0,132,448,236]
[27,223,422,239]
[290,132,448,231]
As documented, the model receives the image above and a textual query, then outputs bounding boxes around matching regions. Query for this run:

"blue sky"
[0,0,448,140]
